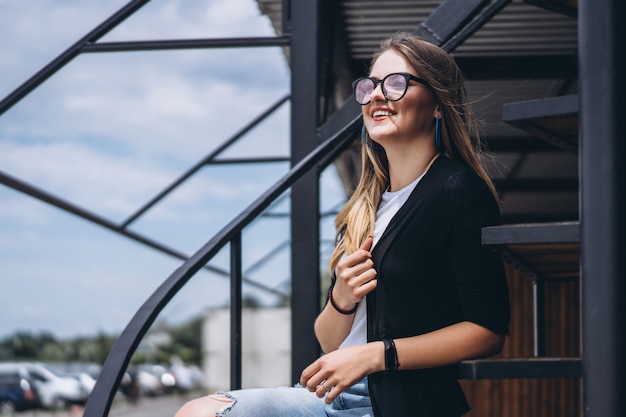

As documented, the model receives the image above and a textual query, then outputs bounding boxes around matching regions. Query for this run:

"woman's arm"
[314,300,358,353]
[302,320,504,404]
[315,236,378,353]
[394,321,505,370]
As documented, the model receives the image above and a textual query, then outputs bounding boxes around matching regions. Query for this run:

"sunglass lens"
[383,74,408,101]
[355,79,374,104]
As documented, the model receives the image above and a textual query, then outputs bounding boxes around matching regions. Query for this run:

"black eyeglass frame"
[352,72,430,105]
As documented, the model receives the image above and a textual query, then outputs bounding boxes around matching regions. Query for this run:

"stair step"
[483,221,579,245]
[482,222,580,280]
[502,94,578,152]
[524,0,577,18]
[458,357,581,379]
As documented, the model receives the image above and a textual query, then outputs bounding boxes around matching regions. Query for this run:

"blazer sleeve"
[445,185,510,335]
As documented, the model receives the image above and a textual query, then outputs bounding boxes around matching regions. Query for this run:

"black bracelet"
[383,338,400,372]
[328,286,358,315]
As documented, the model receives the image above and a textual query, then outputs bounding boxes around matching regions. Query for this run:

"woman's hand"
[313,236,378,353]
[300,342,384,404]
[332,236,378,311]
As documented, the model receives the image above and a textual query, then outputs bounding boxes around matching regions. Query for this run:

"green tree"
[166,316,203,365]
[11,332,39,359]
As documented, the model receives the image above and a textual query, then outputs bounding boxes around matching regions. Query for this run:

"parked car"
[45,362,99,397]
[0,362,89,410]
[136,364,177,395]
[0,370,40,412]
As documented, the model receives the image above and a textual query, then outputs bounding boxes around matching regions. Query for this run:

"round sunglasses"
[352,72,430,105]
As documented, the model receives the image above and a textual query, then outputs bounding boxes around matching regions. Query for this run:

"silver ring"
[321,381,332,392]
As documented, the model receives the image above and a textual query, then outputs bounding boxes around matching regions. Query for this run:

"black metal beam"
[244,240,290,276]
[0,0,151,116]
[458,358,582,379]
[0,169,287,298]
[290,0,322,384]
[455,54,578,80]
[230,234,243,390]
[524,0,578,18]
[81,36,291,53]
[482,221,580,245]
[503,94,579,153]
[533,279,546,356]
[503,94,578,121]
[121,94,290,228]
[415,0,491,46]
[282,0,292,36]
[494,178,578,193]
[207,157,289,165]
[579,0,626,415]
[500,212,579,224]
[485,136,563,152]
[441,0,514,52]
[498,247,541,281]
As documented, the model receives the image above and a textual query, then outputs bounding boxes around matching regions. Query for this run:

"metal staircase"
[0,0,623,416]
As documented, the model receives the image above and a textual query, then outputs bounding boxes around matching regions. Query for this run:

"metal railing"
[82,113,361,417]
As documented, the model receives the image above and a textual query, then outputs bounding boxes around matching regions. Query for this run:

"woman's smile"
[371,106,396,120]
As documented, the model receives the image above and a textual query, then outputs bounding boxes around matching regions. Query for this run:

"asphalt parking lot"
[5,394,192,417]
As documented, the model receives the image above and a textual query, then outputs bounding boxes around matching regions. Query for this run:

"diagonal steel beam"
[415,0,490,46]
[442,0,514,52]
[0,0,151,116]
[121,94,290,228]
[0,169,287,298]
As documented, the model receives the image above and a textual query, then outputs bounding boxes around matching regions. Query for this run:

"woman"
[175,32,510,417]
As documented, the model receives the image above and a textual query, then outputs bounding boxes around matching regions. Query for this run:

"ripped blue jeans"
[213,377,373,417]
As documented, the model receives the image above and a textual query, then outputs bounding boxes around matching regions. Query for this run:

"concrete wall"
[202,307,291,391]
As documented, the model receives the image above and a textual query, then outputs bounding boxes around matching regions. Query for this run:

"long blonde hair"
[329,32,498,271]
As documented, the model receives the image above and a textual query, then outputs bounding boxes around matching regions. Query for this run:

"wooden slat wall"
[460,265,581,417]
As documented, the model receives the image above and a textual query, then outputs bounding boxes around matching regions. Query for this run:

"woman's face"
[363,49,439,148]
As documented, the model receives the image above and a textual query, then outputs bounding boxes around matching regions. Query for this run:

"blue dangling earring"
[361,125,384,151]
[435,117,441,147]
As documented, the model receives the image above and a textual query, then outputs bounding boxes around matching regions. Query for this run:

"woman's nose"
[369,82,385,102]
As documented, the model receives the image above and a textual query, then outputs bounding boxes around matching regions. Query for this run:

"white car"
[0,362,89,409]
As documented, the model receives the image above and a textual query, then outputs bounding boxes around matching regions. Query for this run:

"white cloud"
[0,140,172,217]
[103,0,274,40]
[0,0,128,98]
[0,0,296,339]
[3,48,289,158]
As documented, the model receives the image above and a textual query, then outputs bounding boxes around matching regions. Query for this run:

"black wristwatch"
[383,338,400,372]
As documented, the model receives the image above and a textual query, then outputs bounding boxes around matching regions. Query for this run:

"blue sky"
[0,0,345,339]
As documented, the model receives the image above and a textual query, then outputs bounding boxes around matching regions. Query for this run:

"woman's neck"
[386,145,440,192]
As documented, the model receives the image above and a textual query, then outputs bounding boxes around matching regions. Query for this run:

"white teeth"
[373,110,394,118]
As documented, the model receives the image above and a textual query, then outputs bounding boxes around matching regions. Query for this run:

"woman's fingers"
[355,277,377,298]
[300,346,375,404]
[337,258,376,288]
[339,236,373,270]
[359,235,374,251]
[300,362,322,390]
[338,258,374,282]
[300,359,342,402]
[332,235,377,305]
[338,250,371,272]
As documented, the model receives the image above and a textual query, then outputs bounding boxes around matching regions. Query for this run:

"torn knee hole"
[209,394,233,403]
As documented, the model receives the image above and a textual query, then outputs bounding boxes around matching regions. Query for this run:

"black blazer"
[366,156,510,417]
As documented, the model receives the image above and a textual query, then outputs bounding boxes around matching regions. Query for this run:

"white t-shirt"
[339,173,425,349]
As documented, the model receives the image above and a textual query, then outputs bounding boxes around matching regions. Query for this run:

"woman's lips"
[370,107,396,120]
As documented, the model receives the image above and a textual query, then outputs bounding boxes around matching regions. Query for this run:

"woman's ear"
[433,105,441,119]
